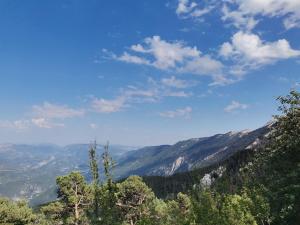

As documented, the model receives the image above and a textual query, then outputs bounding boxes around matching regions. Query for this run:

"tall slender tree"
[88,141,101,222]
[100,142,120,224]
[102,142,115,191]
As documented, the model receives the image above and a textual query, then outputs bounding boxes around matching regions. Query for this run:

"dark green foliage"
[102,142,115,189]
[245,90,300,225]
[142,165,215,199]
[56,172,92,225]
[0,197,43,225]
[89,141,100,185]
[219,193,257,225]
[115,176,155,225]
[191,189,221,225]
[40,201,66,224]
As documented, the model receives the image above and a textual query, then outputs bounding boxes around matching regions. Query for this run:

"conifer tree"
[88,141,101,222]
[56,172,92,225]
[100,142,120,224]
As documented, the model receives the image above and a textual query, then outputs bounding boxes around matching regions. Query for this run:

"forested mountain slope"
[115,124,270,178]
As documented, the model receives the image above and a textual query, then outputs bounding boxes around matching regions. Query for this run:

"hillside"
[115,124,270,178]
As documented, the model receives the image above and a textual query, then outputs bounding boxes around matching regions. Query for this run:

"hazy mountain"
[0,124,270,206]
[114,125,270,178]
[0,144,135,206]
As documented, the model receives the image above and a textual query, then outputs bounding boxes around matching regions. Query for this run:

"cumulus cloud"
[129,36,200,70]
[222,0,300,30]
[176,0,214,19]
[176,0,197,15]
[221,4,258,31]
[220,31,300,75]
[174,0,300,30]
[224,101,248,113]
[159,106,192,119]
[112,36,225,84]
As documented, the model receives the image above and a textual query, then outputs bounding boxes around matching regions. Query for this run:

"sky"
[0,0,299,146]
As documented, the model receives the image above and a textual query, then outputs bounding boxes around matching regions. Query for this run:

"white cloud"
[91,76,195,114]
[25,102,85,128]
[174,1,300,30]
[159,106,192,119]
[91,84,161,114]
[222,0,300,30]
[31,118,64,129]
[190,7,214,18]
[176,0,214,19]
[118,52,151,65]
[220,31,300,74]
[176,0,197,15]
[92,97,126,113]
[114,36,225,84]
[32,102,84,119]
[221,5,258,31]
[178,55,223,76]
[161,76,195,88]
[224,101,248,113]
[91,89,158,114]
[130,36,200,70]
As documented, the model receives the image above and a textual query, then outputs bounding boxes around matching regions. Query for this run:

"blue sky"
[0,0,299,146]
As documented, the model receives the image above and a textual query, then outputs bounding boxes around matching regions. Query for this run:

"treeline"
[0,90,299,225]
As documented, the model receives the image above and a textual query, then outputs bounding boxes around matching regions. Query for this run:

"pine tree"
[115,176,155,225]
[56,172,92,225]
[88,141,101,222]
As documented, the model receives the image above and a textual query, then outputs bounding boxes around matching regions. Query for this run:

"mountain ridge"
[0,124,271,205]
[114,124,270,178]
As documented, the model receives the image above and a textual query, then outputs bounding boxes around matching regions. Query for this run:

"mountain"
[0,124,270,206]
[0,144,135,206]
[114,124,270,179]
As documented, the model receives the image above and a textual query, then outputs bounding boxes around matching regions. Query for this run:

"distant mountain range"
[0,124,271,206]
[0,144,135,206]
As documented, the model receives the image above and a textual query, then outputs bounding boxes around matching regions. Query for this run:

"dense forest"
[0,90,299,225]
